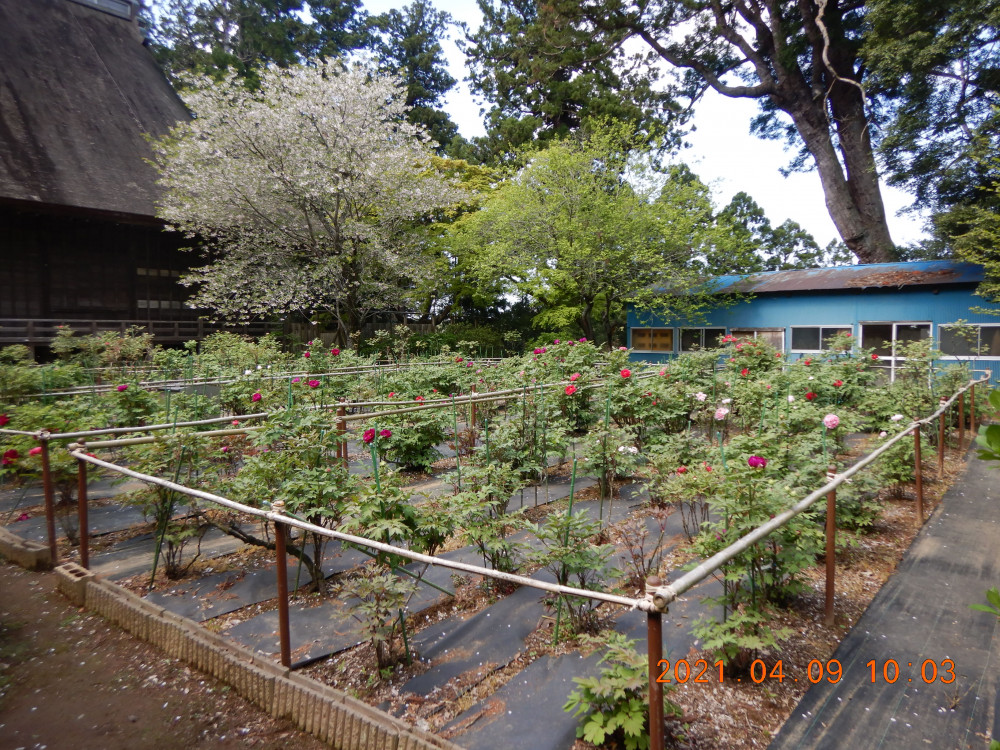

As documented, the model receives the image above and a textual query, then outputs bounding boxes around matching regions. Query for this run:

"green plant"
[564,632,681,750]
[344,567,417,671]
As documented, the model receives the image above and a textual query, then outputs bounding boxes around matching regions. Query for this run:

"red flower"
[676,465,688,474]
[871,353,879,360]
[307,379,320,388]
[833,379,843,387]
[117,384,128,392]
[251,392,262,402]
[703,462,713,472]
[804,358,812,366]
[3,449,19,461]
[569,372,580,381]
[455,356,463,362]
[805,391,817,401]
[414,396,424,402]
[379,429,392,438]
[740,368,749,377]
[330,348,340,356]
[620,368,631,378]
[362,428,376,444]
[0,414,9,426]
[303,351,311,358]
[565,385,577,396]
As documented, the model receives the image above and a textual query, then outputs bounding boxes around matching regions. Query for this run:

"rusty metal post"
[337,404,347,470]
[272,500,291,668]
[825,466,836,626]
[937,396,947,480]
[970,383,977,439]
[959,391,965,451]
[77,446,89,569]
[914,425,924,523]
[39,434,58,564]
[646,576,664,750]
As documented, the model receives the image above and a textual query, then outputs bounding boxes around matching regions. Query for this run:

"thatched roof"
[0,0,188,220]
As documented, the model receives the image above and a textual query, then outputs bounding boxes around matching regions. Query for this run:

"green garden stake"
[759,402,765,435]
[484,417,490,464]
[287,376,293,409]
[718,433,727,471]
[165,388,171,418]
[451,396,462,491]
[553,459,578,645]
[399,608,413,665]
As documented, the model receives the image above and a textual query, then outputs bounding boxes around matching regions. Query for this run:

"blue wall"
[627,286,1000,382]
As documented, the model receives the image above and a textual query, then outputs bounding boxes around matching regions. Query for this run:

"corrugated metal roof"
[709,261,985,294]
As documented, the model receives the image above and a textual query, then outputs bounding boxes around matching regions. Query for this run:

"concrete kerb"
[0,525,53,570]
[41,561,459,750]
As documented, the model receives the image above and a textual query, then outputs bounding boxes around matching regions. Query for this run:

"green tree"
[147,0,369,85]
[369,0,461,152]
[453,121,726,347]
[461,0,683,161]
[480,0,899,264]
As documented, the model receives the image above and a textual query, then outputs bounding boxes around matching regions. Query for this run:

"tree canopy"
[451,121,735,347]
[152,64,467,343]
[465,0,901,264]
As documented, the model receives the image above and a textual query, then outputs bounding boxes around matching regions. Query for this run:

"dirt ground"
[0,561,327,750]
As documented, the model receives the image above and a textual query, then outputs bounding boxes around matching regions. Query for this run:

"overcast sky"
[361,0,927,252]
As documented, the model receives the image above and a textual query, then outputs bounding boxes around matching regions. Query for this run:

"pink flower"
[619,346,628,352]
[362,428,376,444]
[565,385,577,395]
[879,430,888,438]
[747,455,767,469]
[117,384,128,392]
[379,429,392,438]
[554,339,561,344]
[251,392,262,402]
[805,391,817,401]
[620,368,631,378]
[303,351,310,358]
[29,446,42,456]
[307,379,320,388]
[331,348,340,356]
[292,377,301,383]
[232,420,240,426]
[221,446,229,453]
[833,379,843,387]
[456,356,463,362]
[659,368,667,376]
[569,372,580,381]
[823,413,840,430]
[388,392,395,398]
[541,347,547,353]
[694,391,707,402]
[533,348,543,355]
[579,337,587,342]
[0,414,9,426]
[714,407,730,420]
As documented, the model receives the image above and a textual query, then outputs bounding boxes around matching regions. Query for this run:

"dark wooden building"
[0,0,275,354]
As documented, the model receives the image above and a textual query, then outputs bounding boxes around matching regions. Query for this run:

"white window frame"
[938,323,1000,361]
[789,324,854,353]
[859,321,932,382]
[729,328,785,351]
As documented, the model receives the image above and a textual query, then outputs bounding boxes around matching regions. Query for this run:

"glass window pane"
[982,327,1000,356]
[896,323,930,344]
[680,329,702,351]
[651,329,674,351]
[632,328,652,349]
[705,329,726,347]
[792,327,820,350]
[940,326,976,356]
[820,327,851,349]
[862,324,893,356]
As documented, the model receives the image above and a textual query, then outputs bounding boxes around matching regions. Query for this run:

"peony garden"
[0,328,987,749]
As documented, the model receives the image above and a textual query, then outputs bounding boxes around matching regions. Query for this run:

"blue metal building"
[627,261,1000,382]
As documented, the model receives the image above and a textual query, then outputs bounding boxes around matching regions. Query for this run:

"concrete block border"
[43,560,460,750]
[0,526,53,570]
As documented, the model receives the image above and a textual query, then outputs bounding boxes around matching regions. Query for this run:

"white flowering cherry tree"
[153,63,467,343]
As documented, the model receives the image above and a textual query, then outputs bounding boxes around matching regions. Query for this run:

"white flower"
[694,392,707,402]
[879,431,888,438]
[808,376,814,380]
[617,445,638,454]
[890,414,904,422]
[257,364,262,370]
[714,407,730,420]
[722,398,732,404]
[244,369,252,375]
[788,395,795,403]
